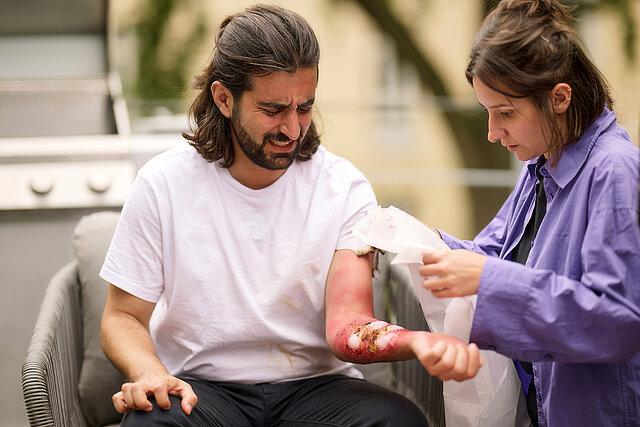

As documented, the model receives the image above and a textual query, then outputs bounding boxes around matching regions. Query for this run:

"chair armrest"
[22,261,87,427]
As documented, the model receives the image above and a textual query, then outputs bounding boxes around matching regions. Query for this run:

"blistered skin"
[331,317,412,363]
[347,321,404,352]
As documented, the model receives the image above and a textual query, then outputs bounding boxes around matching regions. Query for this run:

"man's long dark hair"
[182,4,321,166]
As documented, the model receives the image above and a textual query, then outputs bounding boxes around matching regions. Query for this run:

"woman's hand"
[419,249,487,298]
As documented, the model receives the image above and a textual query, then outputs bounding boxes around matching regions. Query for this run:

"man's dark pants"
[121,374,429,426]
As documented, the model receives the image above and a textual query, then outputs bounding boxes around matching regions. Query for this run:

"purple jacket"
[441,108,640,426]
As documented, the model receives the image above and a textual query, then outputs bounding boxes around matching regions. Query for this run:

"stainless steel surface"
[0,0,128,209]
[0,79,116,138]
[0,35,107,79]
[0,161,134,209]
[0,0,132,424]
[0,0,106,36]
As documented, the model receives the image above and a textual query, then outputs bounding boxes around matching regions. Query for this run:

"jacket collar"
[524,108,616,188]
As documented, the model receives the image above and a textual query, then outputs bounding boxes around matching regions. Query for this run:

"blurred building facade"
[114,0,640,239]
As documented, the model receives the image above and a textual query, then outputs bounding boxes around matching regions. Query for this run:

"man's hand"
[409,331,483,382]
[419,249,487,298]
[102,285,198,414]
[112,372,197,415]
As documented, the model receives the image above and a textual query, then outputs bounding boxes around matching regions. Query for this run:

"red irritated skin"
[326,249,483,382]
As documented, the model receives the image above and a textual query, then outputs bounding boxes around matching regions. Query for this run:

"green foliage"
[135,0,207,112]
[600,0,637,62]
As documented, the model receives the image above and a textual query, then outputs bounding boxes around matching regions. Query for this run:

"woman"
[419,1,640,426]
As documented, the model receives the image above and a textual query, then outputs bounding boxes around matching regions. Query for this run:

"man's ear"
[211,81,233,118]
[550,83,572,114]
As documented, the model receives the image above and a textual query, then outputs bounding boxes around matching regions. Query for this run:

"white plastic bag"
[353,206,528,427]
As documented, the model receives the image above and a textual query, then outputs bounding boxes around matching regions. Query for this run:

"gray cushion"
[72,211,124,426]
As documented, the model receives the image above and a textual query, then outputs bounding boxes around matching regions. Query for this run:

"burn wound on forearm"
[347,321,404,352]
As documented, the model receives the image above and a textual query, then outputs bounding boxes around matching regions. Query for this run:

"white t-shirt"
[100,143,377,384]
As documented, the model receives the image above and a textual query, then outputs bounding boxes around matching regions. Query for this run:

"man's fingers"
[415,335,485,382]
[448,343,483,381]
[424,343,484,382]
[153,386,172,410]
[112,375,199,415]
[120,385,135,411]
[444,344,484,382]
[112,391,131,414]
[419,340,446,369]
[171,382,198,415]
[121,383,153,412]
[132,386,154,412]
[419,340,450,377]
[430,343,458,378]
[452,343,469,380]
[466,343,483,378]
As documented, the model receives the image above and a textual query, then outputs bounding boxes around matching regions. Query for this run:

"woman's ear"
[211,81,233,118]
[551,83,572,114]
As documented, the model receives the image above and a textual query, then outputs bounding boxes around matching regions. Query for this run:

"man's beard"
[230,113,301,171]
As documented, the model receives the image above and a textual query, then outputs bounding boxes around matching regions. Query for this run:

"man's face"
[230,67,317,171]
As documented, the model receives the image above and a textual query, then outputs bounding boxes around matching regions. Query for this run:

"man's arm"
[101,284,197,414]
[325,249,482,382]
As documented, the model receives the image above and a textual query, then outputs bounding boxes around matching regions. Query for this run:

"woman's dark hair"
[182,4,321,166]
[466,0,613,166]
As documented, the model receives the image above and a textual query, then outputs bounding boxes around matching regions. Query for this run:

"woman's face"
[473,77,550,161]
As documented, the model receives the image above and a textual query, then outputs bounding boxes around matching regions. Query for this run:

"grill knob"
[87,173,111,193]
[29,174,54,195]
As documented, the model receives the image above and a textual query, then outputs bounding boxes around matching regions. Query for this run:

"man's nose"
[279,109,301,140]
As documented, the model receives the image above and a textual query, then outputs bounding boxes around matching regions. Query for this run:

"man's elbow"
[100,309,115,357]
[325,327,344,359]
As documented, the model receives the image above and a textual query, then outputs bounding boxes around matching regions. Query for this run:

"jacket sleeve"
[470,163,640,363]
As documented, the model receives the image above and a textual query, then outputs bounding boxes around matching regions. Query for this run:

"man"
[100,5,482,425]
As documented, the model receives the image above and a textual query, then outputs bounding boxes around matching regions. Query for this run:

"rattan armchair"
[22,261,101,426]
[22,212,123,427]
